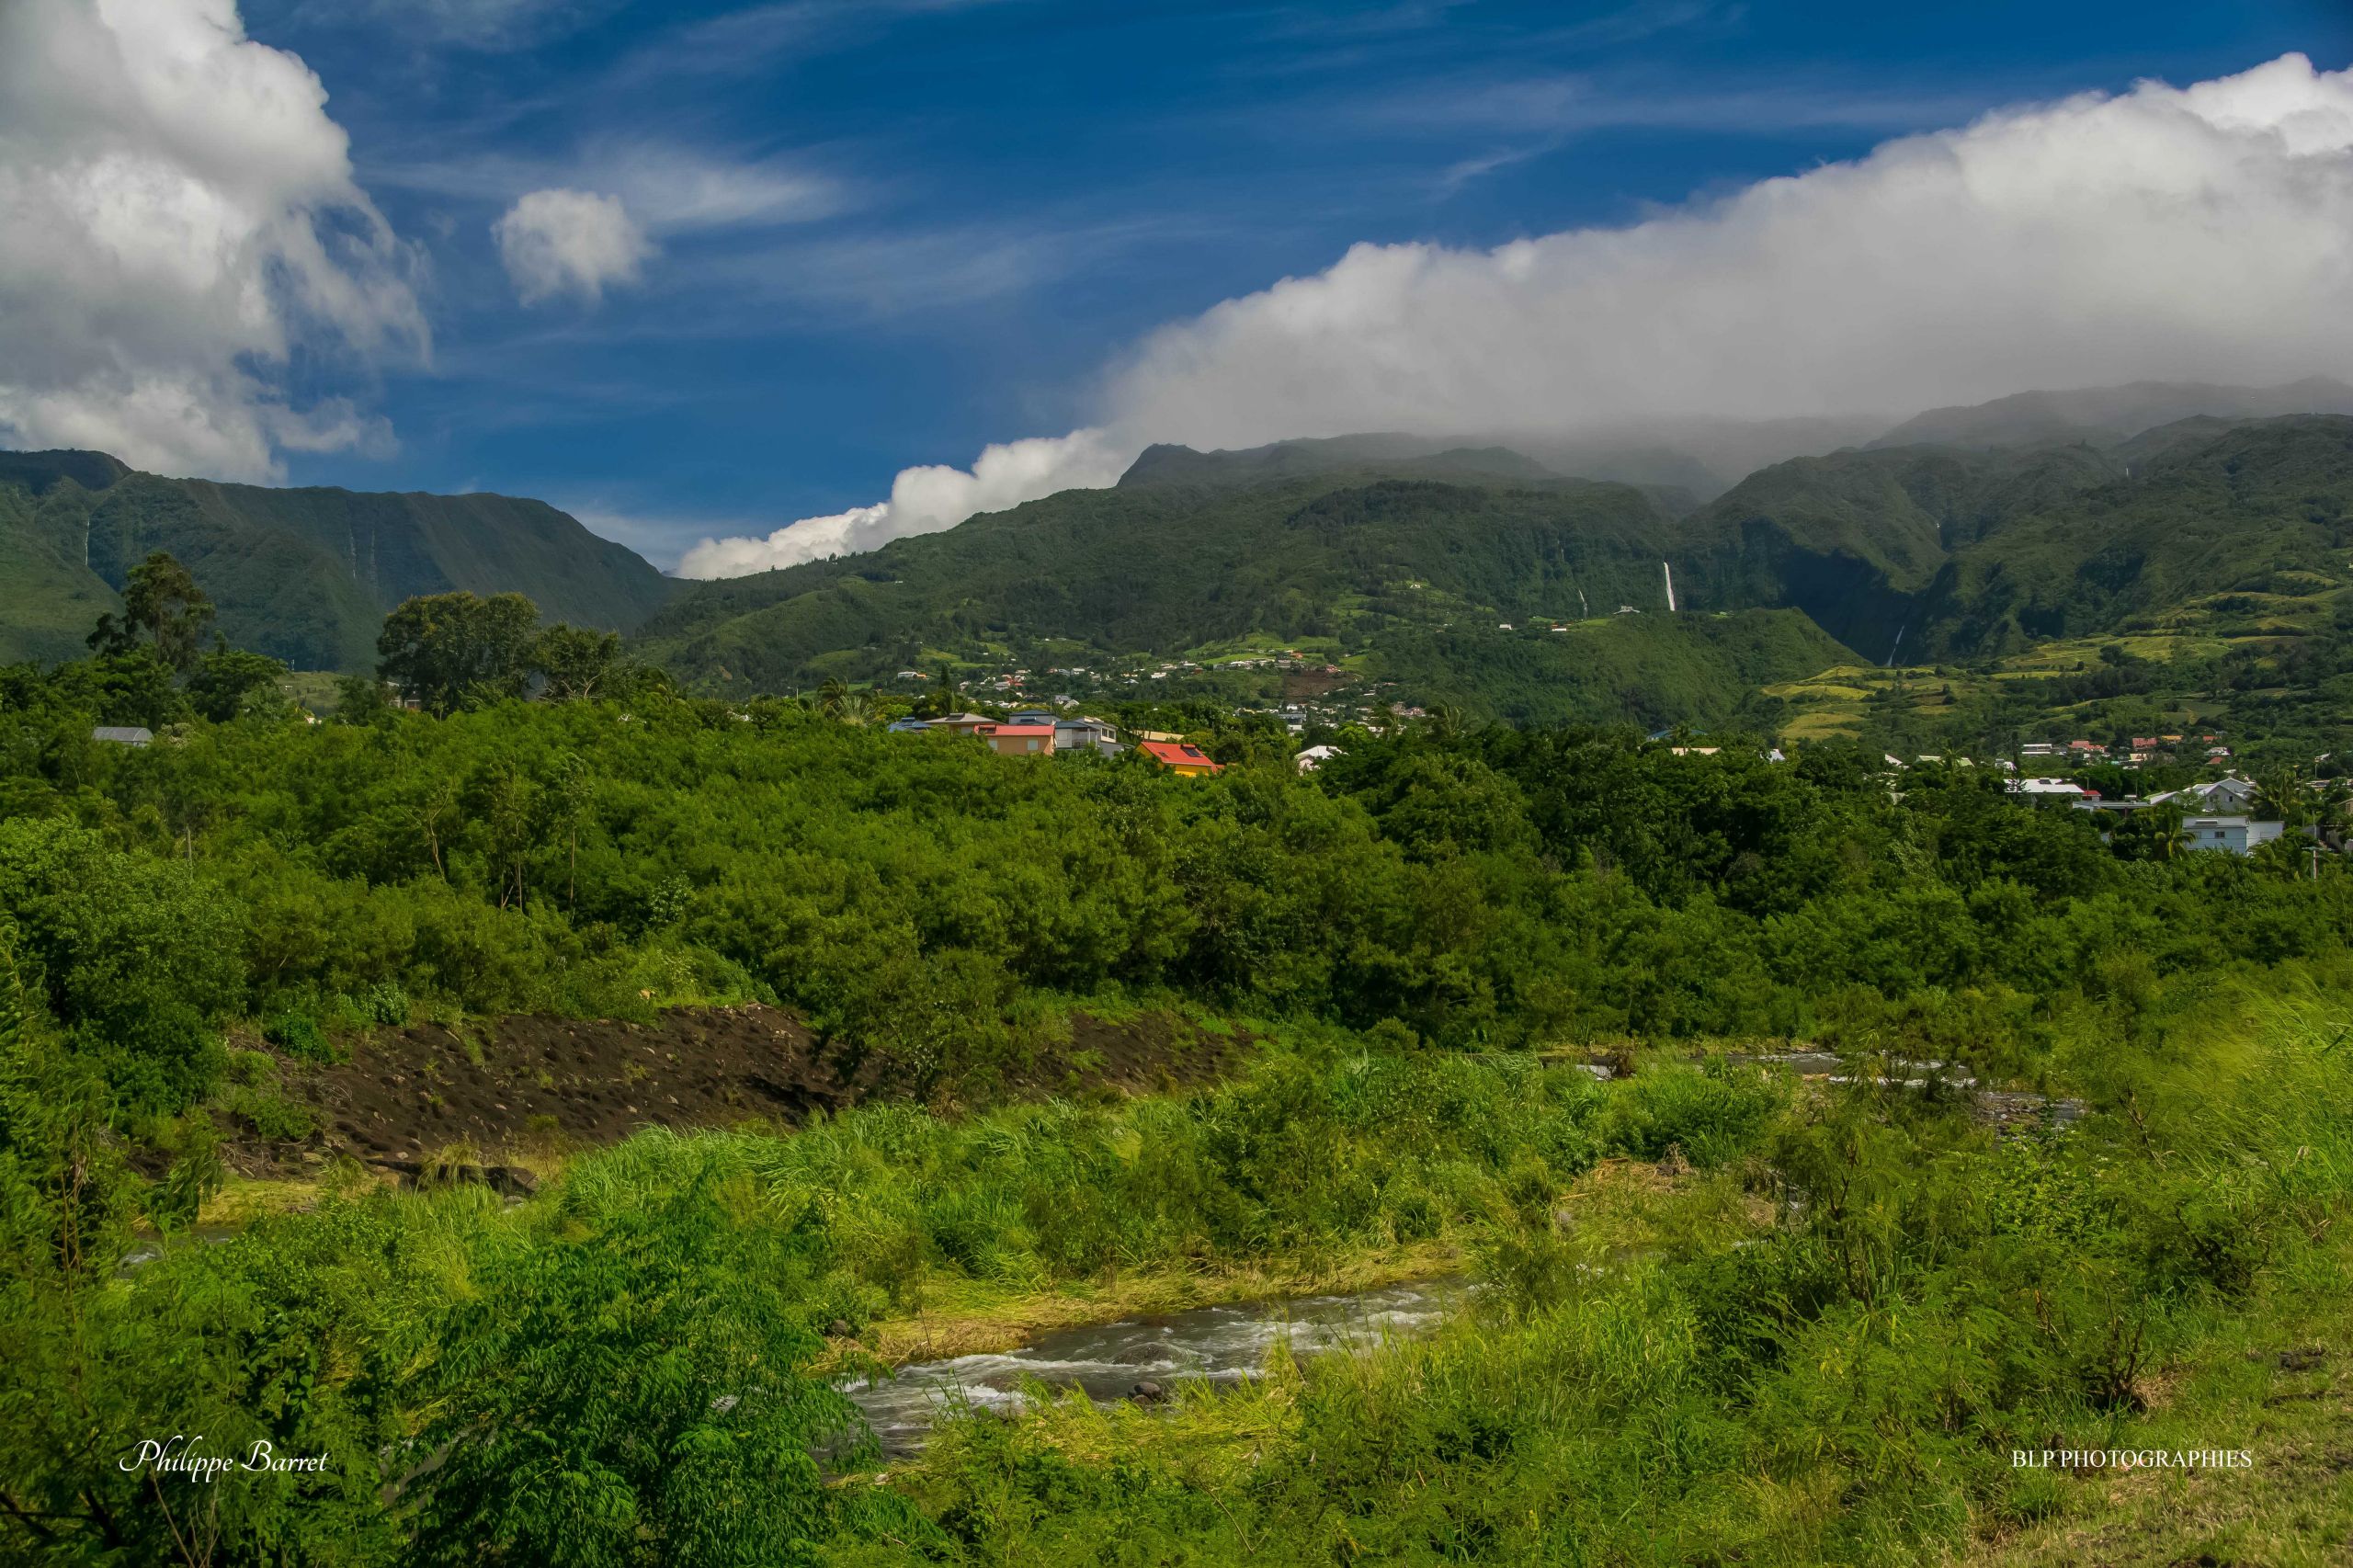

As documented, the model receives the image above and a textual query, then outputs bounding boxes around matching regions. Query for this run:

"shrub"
[222,1085,317,1143]
[1597,1059,1783,1167]
[263,1011,338,1064]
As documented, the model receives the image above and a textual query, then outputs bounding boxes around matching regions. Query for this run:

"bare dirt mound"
[279,1006,1242,1170]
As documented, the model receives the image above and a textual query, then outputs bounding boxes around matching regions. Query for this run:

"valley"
[4,380,2353,1565]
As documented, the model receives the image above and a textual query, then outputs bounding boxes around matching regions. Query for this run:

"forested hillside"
[638,414,2353,743]
[0,450,674,668]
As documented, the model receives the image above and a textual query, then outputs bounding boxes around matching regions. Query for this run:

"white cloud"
[680,52,2353,577]
[676,429,1131,577]
[1107,53,2353,446]
[598,145,836,232]
[494,187,654,305]
[0,0,426,481]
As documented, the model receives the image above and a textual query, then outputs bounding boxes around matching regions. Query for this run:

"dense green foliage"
[0,449,674,668]
[1,662,2347,1121]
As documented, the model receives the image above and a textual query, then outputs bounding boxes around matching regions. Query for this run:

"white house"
[1053,716,1121,756]
[2151,776,2259,814]
[2180,815,2286,855]
[1296,744,1344,774]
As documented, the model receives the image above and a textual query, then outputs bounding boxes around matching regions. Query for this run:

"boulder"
[483,1165,539,1199]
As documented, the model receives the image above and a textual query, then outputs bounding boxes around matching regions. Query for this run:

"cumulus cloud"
[683,52,2353,576]
[494,187,654,305]
[1105,53,2353,446]
[676,428,1131,577]
[0,0,426,481]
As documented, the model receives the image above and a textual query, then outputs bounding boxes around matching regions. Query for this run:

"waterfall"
[1661,561,1677,613]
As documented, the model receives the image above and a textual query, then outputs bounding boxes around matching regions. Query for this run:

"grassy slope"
[1374,608,1858,730]
[0,479,117,665]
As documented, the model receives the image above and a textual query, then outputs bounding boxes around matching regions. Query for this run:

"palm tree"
[2149,805,2191,862]
[816,677,850,718]
[2253,767,2307,829]
[836,692,873,726]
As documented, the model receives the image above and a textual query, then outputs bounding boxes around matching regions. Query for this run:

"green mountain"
[638,453,1865,722]
[1676,415,2353,663]
[0,451,676,668]
[1903,415,2353,658]
[1668,441,2125,658]
[643,413,2353,733]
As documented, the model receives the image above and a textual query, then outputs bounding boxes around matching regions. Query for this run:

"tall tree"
[185,644,289,723]
[529,624,621,702]
[87,551,214,673]
[123,552,214,672]
[377,593,540,715]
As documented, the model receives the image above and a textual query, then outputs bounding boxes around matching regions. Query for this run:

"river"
[843,1278,1465,1455]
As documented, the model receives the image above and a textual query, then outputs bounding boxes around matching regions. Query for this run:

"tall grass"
[849,1001,2353,1566]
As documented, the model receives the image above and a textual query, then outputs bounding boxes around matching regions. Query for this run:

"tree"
[546,753,593,907]
[185,644,289,723]
[88,552,214,672]
[530,624,621,702]
[470,758,540,911]
[2253,767,2308,828]
[377,592,540,715]
[85,648,183,731]
[335,673,393,722]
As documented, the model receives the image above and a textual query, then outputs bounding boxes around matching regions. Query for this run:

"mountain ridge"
[0,451,676,668]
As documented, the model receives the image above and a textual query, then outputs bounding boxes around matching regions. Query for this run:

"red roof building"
[985,723,1056,757]
[1140,740,1223,777]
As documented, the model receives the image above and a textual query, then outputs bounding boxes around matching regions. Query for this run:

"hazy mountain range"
[5,379,2350,728]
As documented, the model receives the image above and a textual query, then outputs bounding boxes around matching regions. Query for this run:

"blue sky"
[233,0,2353,562]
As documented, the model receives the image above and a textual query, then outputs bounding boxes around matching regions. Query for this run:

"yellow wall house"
[1140,739,1223,776]
[986,723,1056,757]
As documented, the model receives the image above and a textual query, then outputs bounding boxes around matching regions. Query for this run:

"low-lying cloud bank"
[676,428,1131,577]
[682,52,2353,577]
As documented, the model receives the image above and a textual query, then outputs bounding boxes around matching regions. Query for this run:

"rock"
[827,1319,854,1338]
[2279,1347,2326,1371]
[483,1165,539,1199]
[1129,1381,1165,1403]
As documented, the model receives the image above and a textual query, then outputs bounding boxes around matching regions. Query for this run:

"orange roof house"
[1140,740,1222,777]
[986,723,1056,757]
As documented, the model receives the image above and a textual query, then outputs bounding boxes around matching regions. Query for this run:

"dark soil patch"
[267,1006,1244,1172]
[1280,667,1349,700]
